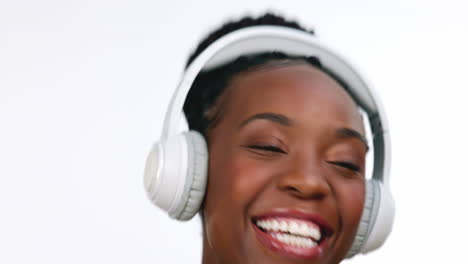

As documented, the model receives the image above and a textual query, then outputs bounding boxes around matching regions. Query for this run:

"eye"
[328,161,362,173]
[248,145,287,154]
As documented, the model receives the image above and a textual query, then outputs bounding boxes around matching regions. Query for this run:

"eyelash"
[248,145,286,154]
[328,161,361,172]
[248,145,361,172]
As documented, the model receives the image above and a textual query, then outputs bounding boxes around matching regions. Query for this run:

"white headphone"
[144,26,395,258]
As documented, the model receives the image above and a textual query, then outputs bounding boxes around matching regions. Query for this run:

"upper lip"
[251,208,335,239]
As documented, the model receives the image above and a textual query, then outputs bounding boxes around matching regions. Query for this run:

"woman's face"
[201,64,367,264]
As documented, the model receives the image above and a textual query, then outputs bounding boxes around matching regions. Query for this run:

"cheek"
[342,180,365,224]
[205,148,271,217]
[202,147,273,256]
[322,179,365,263]
[335,180,366,247]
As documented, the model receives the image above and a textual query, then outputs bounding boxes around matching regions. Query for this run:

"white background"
[1,0,467,263]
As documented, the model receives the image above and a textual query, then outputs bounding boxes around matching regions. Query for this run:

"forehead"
[222,64,363,131]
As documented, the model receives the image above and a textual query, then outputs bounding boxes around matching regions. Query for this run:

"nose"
[277,155,331,200]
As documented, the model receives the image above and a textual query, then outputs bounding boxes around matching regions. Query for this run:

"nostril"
[280,178,330,200]
[277,164,332,199]
[285,186,299,192]
[310,192,326,200]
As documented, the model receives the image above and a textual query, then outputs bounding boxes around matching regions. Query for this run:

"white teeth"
[280,220,288,231]
[290,221,299,234]
[256,218,322,241]
[300,222,308,235]
[272,220,279,231]
[272,232,317,248]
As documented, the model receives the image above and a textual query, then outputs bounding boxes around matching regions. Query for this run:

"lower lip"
[252,222,328,260]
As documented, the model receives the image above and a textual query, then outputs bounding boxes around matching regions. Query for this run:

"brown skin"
[201,64,367,264]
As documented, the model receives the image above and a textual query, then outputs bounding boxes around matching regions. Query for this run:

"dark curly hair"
[183,13,347,136]
[184,13,315,69]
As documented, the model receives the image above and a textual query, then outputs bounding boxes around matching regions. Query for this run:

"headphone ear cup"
[361,181,395,254]
[346,180,380,258]
[170,130,208,220]
[144,134,188,215]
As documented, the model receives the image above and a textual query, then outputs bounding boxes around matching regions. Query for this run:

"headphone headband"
[161,25,391,185]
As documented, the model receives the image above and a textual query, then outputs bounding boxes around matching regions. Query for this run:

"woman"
[145,13,394,264]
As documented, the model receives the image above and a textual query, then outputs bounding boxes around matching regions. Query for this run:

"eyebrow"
[336,127,369,152]
[239,112,292,129]
[238,112,369,151]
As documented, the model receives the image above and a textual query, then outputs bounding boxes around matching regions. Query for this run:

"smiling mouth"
[252,214,333,259]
